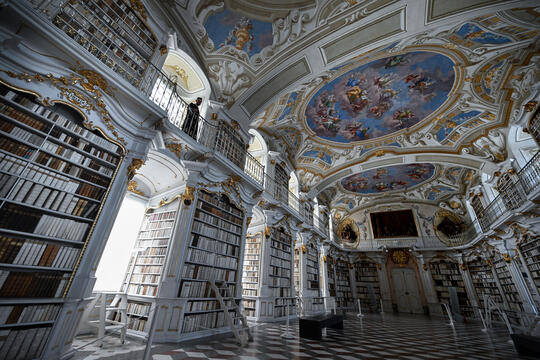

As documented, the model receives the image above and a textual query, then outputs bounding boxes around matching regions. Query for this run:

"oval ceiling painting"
[305,52,455,143]
[341,163,435,194]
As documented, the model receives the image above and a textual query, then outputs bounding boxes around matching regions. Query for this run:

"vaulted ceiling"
[154,0,540,219]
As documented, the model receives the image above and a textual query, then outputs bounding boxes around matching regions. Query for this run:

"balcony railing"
[140,65,265,185]
[476,151,539,232]
[264,174,300,212]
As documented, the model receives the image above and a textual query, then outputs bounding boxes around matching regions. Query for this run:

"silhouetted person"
[182,97,202,139]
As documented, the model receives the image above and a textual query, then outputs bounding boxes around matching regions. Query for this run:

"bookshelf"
[52,0,157,87]
[335,259,353,309]
[306,243,320,292]
[468,258,504,320]
[0,83,122,358]
[118,200,179,333]
[294,248,300,294]
[269,227,294,318]
[178,190,244,334]
[519,236,540,292]
[241,232,261,318]
[327,256,336,297]
[354,259,381,313]
[428,259,473,318]
[493,253,524,325]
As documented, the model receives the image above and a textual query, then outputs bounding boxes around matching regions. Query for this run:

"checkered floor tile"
[73,313,537,359]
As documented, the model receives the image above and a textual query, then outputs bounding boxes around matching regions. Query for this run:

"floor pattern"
[72,313,537,359]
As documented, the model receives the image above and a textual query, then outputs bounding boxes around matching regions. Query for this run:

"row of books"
[181,310,237,333]
[198,191,242,217]
[242,281,258,289]
[186,248,238,270]
[126,302,152,317]
[272,287,291,297]
[0,102,51,134]
[128,274,159,284]
[186,299,233,313]
[1,122,45,147]
[0,137,36,160]
[190,235,238,257]
[137,228,172,240]
[194,210,242,234]
[197,201,243,226]
[270,256,290,268]
[181,264,236,282]
[179,280,234,298]
[139,221,172,231]
[244,257,259,263]
[135,238,168,248]
[192,221,240,245]
[434,280,465,287]
[34,151,110,187]
[0,326,52,360]
[270,247,291,260]
[356,275,378,282]
[271,240,291,252]
[132,265,161,274]
[134,256,164,265]
[41,140,114,176]
[143,210,176,223]
[49,132,119,165]
[126,284,157,296]
[34,214,90,242]
[242,289,257,296]
[126,316,147,332]
[0,304,61,325]
[138,247,167,256]
[269,266,290,278]
[270,277,290,287]
[3,92,120,153]
[6,178,98,219]
[0,271,69,298]
[0,237,80,269]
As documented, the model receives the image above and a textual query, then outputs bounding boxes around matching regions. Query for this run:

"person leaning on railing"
[182,97,202,139]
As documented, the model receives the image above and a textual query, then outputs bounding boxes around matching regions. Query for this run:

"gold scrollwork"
[422,263,428,271]
[246,217,252,227]
[127,158,144,179]
[323,255,327,263]
[159,45,168,56]
[264,226,271,239]
[503,253,512,263]
[128,180,145,196]
[182,186,195,206]
[301,245,307,254]
[166,142,188,159]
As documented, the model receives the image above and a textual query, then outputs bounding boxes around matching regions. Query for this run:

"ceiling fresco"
[304,51,455,143]
[340,163,435,194]
[205,9,273,57]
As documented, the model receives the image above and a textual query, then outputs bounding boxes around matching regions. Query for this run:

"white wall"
[93,195,147,291]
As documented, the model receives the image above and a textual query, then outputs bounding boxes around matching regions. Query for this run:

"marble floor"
[72,313,536,359]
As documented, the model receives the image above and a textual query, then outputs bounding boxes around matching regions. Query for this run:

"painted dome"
[341,163,435,194]
[305,51,455,143]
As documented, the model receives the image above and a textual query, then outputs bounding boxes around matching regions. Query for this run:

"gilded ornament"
[77,69,109,94]
[460,264,467,271]
[422,263,428,271]
[231,120,240,130]
[182,186,195,206]
[323,255,327,263]
[246,217,252,227]
[348,263,354,269]
[390,249,409,265]
[166,142,187,159]
[375,149,385,157]
[264,226,271,238]
[485,259,492,267]
[127,180,145,196]
[302,245,307,253]
[377,263,382,270]
[127,158,144,179]
[502,253,512,263]
[129,0,147,20]
[159,45,168,56]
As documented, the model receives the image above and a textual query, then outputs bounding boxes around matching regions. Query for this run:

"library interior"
[0,0,540,359]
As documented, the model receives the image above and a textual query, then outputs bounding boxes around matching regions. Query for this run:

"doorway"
[391,268,423,314]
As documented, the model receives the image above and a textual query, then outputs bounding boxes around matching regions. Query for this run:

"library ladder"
[88,292,128,346]
[208,280,253,347]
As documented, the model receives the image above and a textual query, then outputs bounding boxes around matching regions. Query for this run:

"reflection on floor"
[72,313,536,359]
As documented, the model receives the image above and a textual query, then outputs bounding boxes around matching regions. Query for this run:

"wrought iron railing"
[313,214,329,235]
[476,151,539,232]
[264,174,300,212]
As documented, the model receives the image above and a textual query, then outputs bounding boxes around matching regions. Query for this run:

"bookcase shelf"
[241,233,261,304]
[294,248,300,294]
[327,256,336,297]
[306,243,320,292]
[52,0,157,87]
[519,237,540,291]
[354,260,380,313]
[118,201,179,333]
[0,82,123,359]
[335,259,353,309]
[493,253,524,325]
[179,190,244,333]
[468,258,504,320]
[428,259,473,318]
[268,227,293,316]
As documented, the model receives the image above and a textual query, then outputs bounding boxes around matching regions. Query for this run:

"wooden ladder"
[88,292,128,346]
[208,280,252,347]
